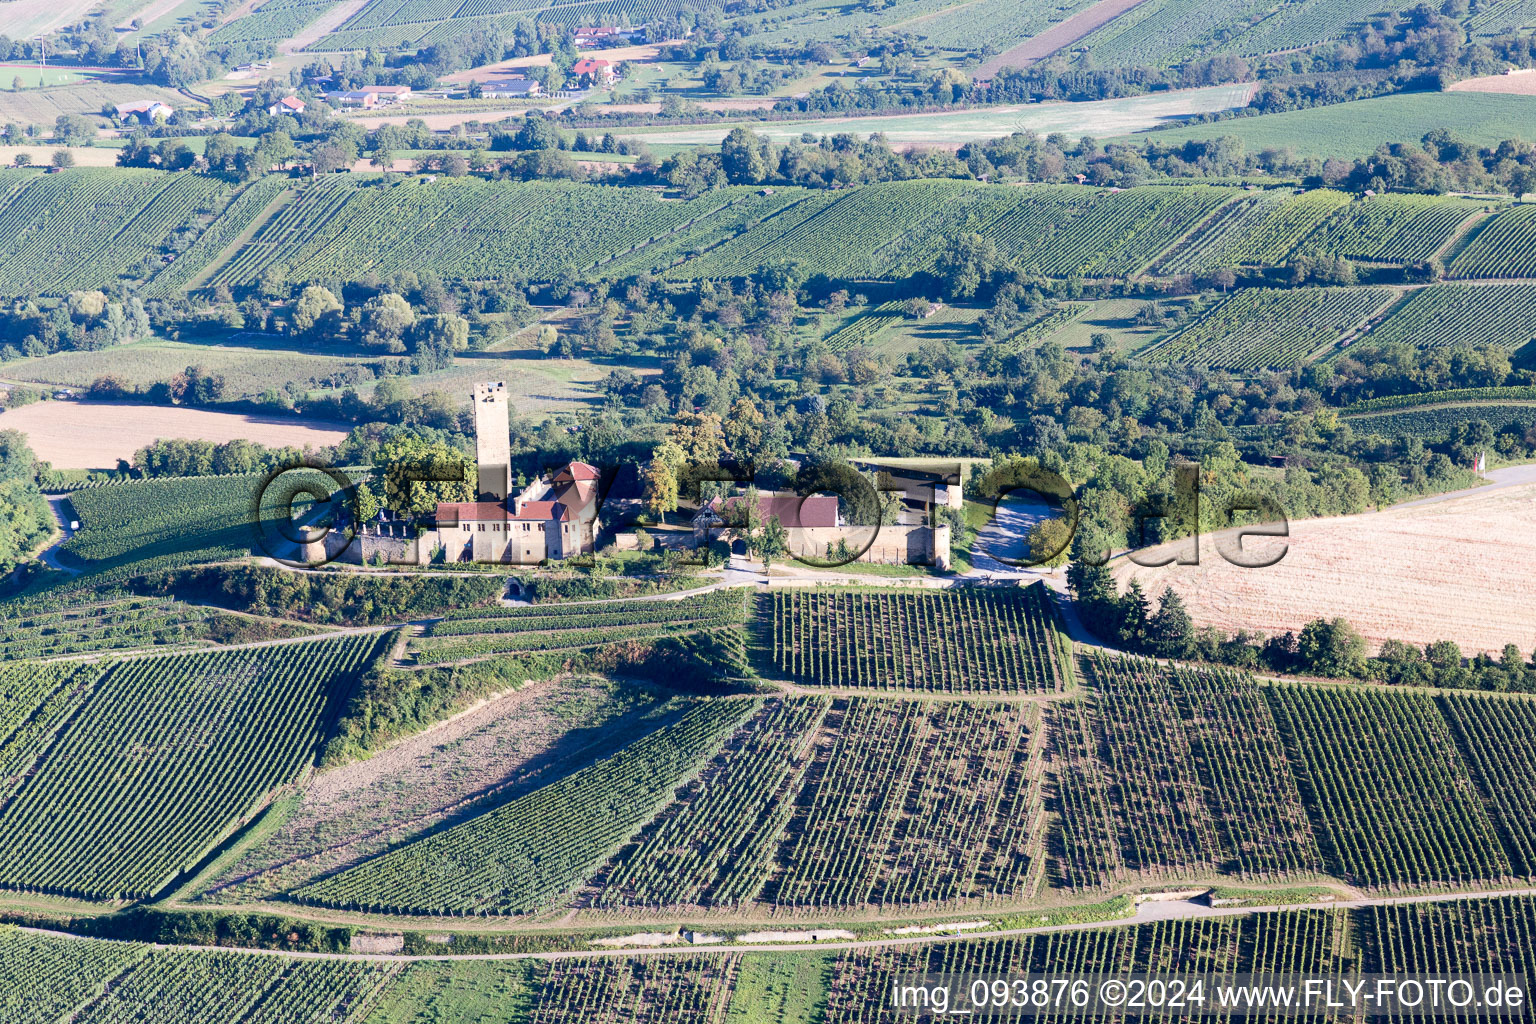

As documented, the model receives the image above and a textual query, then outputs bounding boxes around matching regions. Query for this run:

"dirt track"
[976,0,1156,77]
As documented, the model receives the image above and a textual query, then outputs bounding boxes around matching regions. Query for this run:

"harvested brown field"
[0,400,350,467]
[1111,478,1536,656]
[1448,69,1536,95]
[976,0,1155,77]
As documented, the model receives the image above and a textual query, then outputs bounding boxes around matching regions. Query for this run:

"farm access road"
[22,886,1536,964]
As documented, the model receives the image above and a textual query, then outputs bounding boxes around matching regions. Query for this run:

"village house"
[574,25,646,47]
[267,96,306,116]
[114,100,174,124]
[571,58,617,85]
[326,84,413,109]
[481,79,542,98]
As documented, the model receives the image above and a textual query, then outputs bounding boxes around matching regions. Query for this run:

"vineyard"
[210,0,345,44]
[1356,895,1536,978]
[760,697,1045,911]
[0,634,387,900]
[1366,282,1536,351]
[0,596,314,659]
[410,590,747,664]
[1155,188,1351,272]
[1449,203,1536,278]
[822,301,907,352]
[1265,684,1511,890]
[766,584,1071,693]
[821,909,1343,1023]
[998,303,1088,354]
[1342,402,1536,440]
[0,927,148,1024]
[141,176,290,297]
[0,662,101,797]
[1051,658,1322,889]
[1437,693,1536,879]
[0,170,230,295]
[1301,192,1484,263]
[1145,286,1392,368]
[291,697,756,914]
[525,954,739,1024]
[588,696,830,909]
[1341,385,1536,412]
[62,469,346,584]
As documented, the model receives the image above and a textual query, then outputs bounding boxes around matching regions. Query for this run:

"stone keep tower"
[474,381,511,501]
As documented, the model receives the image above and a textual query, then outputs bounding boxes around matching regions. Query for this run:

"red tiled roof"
[722,493,838,529]
[512,500,576,522]
[555,461,599,482]
[436,501,512,522]
[572,59,612,74]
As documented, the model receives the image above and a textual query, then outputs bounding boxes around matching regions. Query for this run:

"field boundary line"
[23,886,1536,963]
[185,187,297,292]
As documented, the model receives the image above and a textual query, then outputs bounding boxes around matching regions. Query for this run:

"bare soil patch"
[1112,482,1536,656]
[1448,69,1536,95]
[439,43,666,83]
[197,678,676,901]
[976,0,1156,77]
[0,400,350,468]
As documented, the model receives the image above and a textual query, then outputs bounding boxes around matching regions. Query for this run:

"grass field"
[1116,92,1536,160]
[0,80,186,126]
[4,337,387,400]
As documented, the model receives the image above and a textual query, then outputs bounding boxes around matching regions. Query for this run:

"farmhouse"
[326,85,413,108]
[571,58,617,85]
[574,25,646,47]
[267,96,306,116]
[481,79,543,98]
[114,100,174,124]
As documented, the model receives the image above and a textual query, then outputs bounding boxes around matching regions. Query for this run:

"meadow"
[1112,92,1536,160]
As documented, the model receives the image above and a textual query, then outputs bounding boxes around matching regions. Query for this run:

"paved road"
[1389,464,1536,510]
[37,497,81,575]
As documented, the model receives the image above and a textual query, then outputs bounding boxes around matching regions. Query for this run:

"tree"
[50,149,74,169]
[292,285,342,336]
[374,435,473,517]
[1148,588,1194,658]
[359,292,415,351]
[1025,515,1073,568]
[13,153,31,168]
[934,232,999,299]
[720,127,770,183]
[757,514,788,570]
[1295,617,1366,677]
[642,455,678,521]
[257,130,296,170]
[371,146,394,172]
[10,77,22,92]
[721,397,764,458]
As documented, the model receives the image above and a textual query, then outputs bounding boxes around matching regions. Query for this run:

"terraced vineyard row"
[1147,286,1392,368]
[1266,684,1511,890]
[590,697,830,909]
[1438,693,1536,879]
[1155,188,1352,272]
[761,697,1045,910]
[411,590,747,663]
[0,634,387,900]
[0,596,311,659]
[1368,282,1536,351]
[767,584,1071,693]
[0,170,228,295]
[291,697,756,914]
[143,176,291,297]
[1056,656,1323,886]
[1343,402,1536,440]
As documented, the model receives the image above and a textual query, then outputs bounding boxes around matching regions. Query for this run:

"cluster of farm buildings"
[334,382,954,569]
